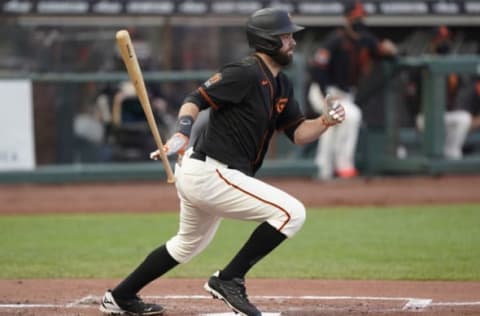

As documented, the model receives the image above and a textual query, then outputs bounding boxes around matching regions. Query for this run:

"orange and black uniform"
[185,54,305,176]
[311,28,383,93]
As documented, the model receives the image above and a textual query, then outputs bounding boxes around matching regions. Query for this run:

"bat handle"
[161,154,175,184]
[149,130,175,183]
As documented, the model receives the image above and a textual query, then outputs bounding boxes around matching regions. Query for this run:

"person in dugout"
[412,25,474,159]
[308,0,397,180]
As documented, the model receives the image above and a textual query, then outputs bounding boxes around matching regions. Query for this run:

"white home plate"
[403,298,432,310]
[200,313,280,316]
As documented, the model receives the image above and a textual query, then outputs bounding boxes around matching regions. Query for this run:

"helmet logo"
[275,98,288,113]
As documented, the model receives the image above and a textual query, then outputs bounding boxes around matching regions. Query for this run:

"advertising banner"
[0,80,35,171]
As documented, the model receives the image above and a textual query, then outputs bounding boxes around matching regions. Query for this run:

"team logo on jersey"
[204,73,222,88]
[275,98,288,113]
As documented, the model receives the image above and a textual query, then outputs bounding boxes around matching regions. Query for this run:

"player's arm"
[293,95,345,145]
[365,32,397,58]
[150,102,200,160]
[379,38,398,56]
[151,65,250,159]
[177,102,200,120]
[293,118,329,145]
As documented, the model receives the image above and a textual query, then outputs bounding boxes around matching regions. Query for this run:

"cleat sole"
[204,282,247,316]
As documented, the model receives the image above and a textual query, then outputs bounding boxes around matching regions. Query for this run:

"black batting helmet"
[246,8,304,55]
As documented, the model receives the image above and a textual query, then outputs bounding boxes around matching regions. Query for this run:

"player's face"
[274,33,296,66]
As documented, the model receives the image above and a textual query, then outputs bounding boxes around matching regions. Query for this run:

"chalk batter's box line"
[1,294,480,312]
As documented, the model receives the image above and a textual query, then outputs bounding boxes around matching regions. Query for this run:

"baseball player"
[308,0,397,180]
[100,8,345,316]
[412,26,474,159]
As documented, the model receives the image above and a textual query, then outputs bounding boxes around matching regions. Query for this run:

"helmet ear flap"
[246,26,282,55]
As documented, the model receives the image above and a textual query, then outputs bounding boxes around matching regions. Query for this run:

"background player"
[100,8,345,316]
[308,0,397,180]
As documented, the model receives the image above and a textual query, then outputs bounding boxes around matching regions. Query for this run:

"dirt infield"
[2,174,480,214]
[1,174,480,315]
[1,279,479,315]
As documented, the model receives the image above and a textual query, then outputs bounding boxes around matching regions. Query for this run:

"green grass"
[1,204,479,280]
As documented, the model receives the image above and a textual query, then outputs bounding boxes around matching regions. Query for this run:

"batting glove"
[321,94,346,126]
[150,132,189,160]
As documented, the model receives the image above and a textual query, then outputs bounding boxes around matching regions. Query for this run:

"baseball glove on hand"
[150,132,189,160]
[321,94,346,127]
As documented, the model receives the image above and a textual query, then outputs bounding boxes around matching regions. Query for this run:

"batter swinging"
[100,8,345,316]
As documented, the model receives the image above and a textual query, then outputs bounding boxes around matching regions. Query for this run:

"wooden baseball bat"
[115,29,175,183]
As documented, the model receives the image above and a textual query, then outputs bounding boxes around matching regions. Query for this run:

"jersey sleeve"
[184,64,252,111]
[359,32,383,58]
[276,84,306,142]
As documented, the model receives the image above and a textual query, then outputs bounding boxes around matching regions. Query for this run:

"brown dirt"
[2,174,480,214]
[1,174,480,315]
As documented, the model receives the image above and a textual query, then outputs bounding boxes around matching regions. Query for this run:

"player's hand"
[380,39,398,56]
[150,132,189,160]
[321,94,345,126]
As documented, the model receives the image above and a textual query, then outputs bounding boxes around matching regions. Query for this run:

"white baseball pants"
[165,148,306,264]
[416,110,472,159]
[314,88,362,180]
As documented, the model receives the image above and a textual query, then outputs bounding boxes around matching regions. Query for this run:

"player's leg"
[100,240,176,315]
[110,204,221,296]
[165,205,222,263]
[202,167,306,315]
[101,160,222,316]
[315,126,336,180]
[207,167,306,239]
[212,169,306,272]
[101,202,220,316]
[444,110,472,159]
[334,98,362,178]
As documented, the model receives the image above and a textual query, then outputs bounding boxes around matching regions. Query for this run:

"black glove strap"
[176,115,194,137]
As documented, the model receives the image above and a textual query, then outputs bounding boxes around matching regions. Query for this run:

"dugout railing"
[362,55,480,176]
[0,55,313,183]
[1,55,480,183]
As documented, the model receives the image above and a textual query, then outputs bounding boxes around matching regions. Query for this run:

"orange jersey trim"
[198,87,219,110]
[254,57,273,102]
[215,169,291,232]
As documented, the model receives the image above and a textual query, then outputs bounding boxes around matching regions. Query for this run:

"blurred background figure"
[455,75,480,155]
[109,80,175,161]
[429,25,453,55]
[73,88,107,162]
[410,26,472,159]
[308,0,397,180]
[464,75,480,131]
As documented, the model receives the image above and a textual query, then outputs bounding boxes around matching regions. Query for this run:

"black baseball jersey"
[184,54,305,176]
[460,80,480,116]
[311,28,382,93]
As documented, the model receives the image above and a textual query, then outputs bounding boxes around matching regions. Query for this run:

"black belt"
[190,151,206,162]
[190,151,235,169]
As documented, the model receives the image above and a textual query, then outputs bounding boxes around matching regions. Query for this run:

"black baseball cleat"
[99,289,165,315]
[204,271,262,316]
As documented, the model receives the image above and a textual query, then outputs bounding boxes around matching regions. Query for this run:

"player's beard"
[271,49,293,66]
